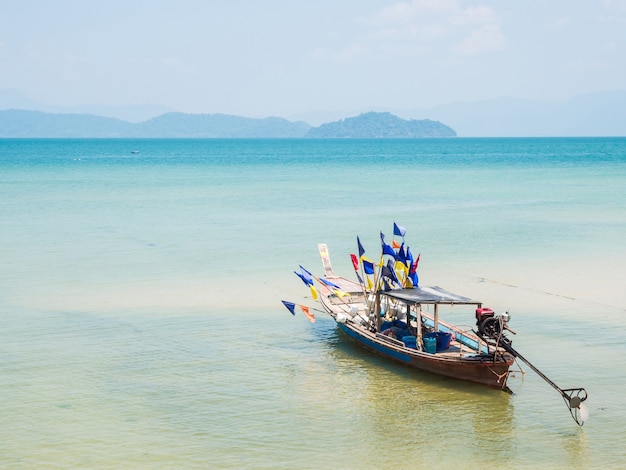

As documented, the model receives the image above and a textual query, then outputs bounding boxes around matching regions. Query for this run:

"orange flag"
[300,305,315,323]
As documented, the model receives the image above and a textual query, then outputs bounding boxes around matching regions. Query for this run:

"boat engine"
[475,307,510,339]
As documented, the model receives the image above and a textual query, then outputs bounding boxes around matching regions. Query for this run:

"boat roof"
[379,286,480,305]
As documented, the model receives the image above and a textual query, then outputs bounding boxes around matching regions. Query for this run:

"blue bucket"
[402,335,417,349]
[424,331,453,351]
[423,336,436,354]
[436,332,453,351]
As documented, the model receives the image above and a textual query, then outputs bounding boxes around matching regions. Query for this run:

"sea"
[1,137,625,469]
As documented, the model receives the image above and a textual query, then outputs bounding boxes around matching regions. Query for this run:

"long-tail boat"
[282,223,589,425]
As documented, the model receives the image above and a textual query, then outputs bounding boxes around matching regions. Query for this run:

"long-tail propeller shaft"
[500,339,588,426]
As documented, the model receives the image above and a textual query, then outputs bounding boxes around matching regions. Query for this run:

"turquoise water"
[1,138,625,468]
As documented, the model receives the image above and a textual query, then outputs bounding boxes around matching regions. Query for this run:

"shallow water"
[1,138,625,468]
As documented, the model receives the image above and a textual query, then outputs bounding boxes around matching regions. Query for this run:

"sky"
[1,0,625,121]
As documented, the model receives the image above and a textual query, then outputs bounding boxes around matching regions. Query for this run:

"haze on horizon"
[1,0,625,123]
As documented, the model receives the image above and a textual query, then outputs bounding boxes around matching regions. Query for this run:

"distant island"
[0,109,456,138]
[307,112,455,138]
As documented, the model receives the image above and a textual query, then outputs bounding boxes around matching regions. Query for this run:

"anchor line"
[477,276,624,312]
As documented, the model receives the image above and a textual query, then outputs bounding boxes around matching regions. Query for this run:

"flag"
[319,278,341,289]
[300,305,315,323]
[381,263,400,285]
[397,243,407,266]
[366,276,373,290]
[387,259,402,282]
[380,231,385,242]
[309,285,318,300]
[350,253,359,271]
[407,246,414,264]
[395,260,408,275]
[410,253,421,274]
[362,257,375,275]
[392,239,401,249]
[382,242,396,258]
[299,265,314,286]
[409,253,420,287]
[295,271,308,286]
[393,222,406,237]
[356,272,364,285]
[281,300,296,315]
[357,236,365,257]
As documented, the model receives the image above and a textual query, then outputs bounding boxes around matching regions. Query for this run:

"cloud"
[451,4,499,25]
[365,0,505,56]
[453,23,505,56]
[377,0,459,23]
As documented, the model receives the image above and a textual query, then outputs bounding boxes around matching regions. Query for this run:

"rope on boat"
[477,276,625,312]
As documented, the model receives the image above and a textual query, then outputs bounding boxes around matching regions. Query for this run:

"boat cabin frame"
[375,286,485,352]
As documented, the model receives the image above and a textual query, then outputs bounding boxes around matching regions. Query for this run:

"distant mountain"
[132,112,311,138]
[306,112,456,138]
[0,109,456,138]
[0,110,312,138]
[0,110,132,138]
[3,88,625,137]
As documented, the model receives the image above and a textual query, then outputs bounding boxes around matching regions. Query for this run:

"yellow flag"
[310,285,318,301]
[395,260,408,275]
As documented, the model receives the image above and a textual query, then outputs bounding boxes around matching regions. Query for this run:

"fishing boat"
[283,224,589,425]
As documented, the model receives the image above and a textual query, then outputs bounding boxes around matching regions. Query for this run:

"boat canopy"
[379,286,480,306]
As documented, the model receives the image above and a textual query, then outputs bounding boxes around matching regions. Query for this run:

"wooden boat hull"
[336,320,513,390]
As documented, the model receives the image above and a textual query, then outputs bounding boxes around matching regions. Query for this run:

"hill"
[0,109,456,139]
[0,110,312,138]
[0,110,131,138]
[306,112,456,138]
[132,112,311,138]
[3,89,626,137]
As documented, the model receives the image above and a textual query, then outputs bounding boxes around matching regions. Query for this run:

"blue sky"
[1,0,625,120]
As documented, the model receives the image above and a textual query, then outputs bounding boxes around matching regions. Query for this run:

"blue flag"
[357,236,365,258]
[388,259,401,283]
[381,264,400,285]
[393,222,406,237]
[382,242,396,259]
[362,258,375,275]
[281,300,296,315]
[398,243,407,265]
[319,278,341,289]
[298,265,314,286]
